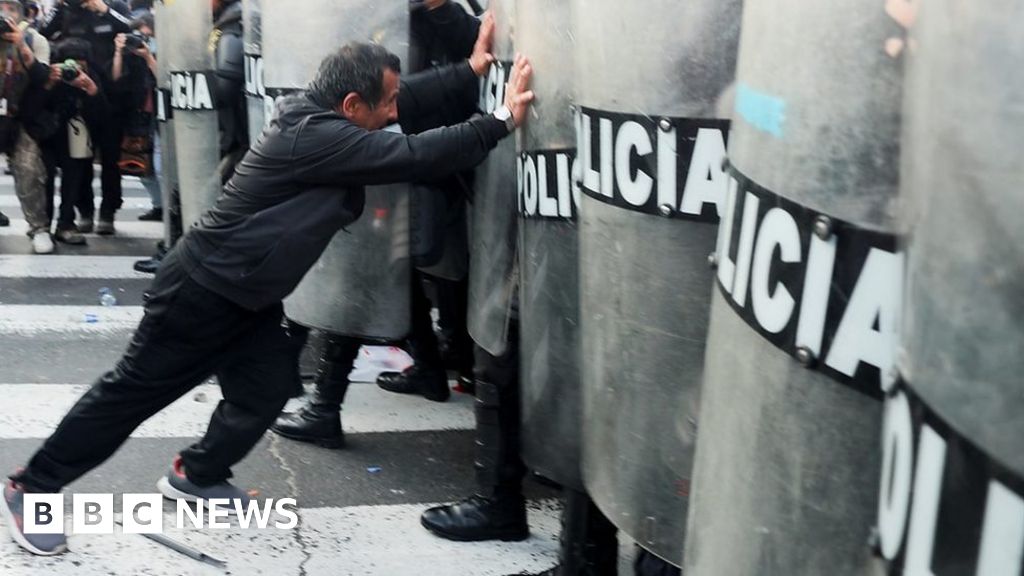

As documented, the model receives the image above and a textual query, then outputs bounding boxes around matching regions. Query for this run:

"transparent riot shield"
[164,0,221,229]
[466,0,516,356]
[684,0,904,573]
[242,0,270,141]
[265,0,411,340]
[516,0,582,490]
[574,0,741,564]
[153,0,178,246]
[875,2,1024,573]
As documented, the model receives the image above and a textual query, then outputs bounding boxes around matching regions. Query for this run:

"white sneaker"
[31,231,54,254]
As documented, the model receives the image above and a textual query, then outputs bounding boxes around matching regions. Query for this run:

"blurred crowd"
[0,0,163,254]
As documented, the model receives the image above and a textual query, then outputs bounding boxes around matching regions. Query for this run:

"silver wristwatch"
[493,105,516,133]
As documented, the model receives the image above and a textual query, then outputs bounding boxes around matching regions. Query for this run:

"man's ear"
[339,92,363,119]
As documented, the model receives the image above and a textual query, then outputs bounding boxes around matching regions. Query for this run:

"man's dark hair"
[131,13,153,31]
[308,42,401,110]
[53,37,93,63]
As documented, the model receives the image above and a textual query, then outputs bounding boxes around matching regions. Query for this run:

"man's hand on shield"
[468,11,495,77]
[504,53,534,128]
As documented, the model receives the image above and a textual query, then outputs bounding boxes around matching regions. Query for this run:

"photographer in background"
[43,0,130,235]
[0,0,54,253]
[102,19,159,224]
[27,38,109,244]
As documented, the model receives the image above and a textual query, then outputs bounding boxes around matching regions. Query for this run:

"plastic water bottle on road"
[99,287,118,307]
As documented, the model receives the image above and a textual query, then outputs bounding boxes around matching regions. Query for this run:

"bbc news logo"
[23,494,299,534]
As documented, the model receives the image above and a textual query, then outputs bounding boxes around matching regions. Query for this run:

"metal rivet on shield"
[867,527,881,550]
[813,216,834,240]
[658,118,673,132]
[659,204,674,217]
[795,346,816,367]
[707,252,718,269]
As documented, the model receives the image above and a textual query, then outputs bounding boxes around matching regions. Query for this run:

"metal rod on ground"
[113,514,227,568]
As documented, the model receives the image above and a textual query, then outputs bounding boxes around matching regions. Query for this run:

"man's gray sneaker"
[95,218,115,236]
[156,456,251,509]
[1,479,67,556]
[54,228,87,245]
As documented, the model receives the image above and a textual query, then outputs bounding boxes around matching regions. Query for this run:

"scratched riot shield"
[466,0,516,356]
[153,0,178,246]
[164,0,221,229]
[683,1,904,574]
[242,0,270,140]
[575,0,741,564]
[516,0,582,490]
[874,3,1024,574]
[267,1,411,340]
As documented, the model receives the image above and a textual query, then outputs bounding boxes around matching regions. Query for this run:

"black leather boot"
[270,392,345,448]
[376,364,450,402]
[270,335,358,449]
[503,491,619,576]
[420,492,528,542]
[421,375,529,542]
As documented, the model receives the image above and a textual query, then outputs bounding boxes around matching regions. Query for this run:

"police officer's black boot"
[520,490,619,576]
[376,364,451,402]
[420,372,528,541]
[270,335,358,449]
[377,278,451,402]
[633,548,681,576]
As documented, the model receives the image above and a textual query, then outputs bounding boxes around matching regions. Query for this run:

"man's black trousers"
[13,250,295,493]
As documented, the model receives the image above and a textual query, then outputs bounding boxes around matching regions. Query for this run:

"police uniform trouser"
[474,320,527,495]
[12,248,295,492]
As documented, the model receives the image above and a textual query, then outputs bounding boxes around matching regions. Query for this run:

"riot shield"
[516,0,581,490]
[684,1,904,574]
[466,0,516,356]
[875,3,1024,573]
[267,1,411,341]
[242,0,271,141]
[153,0,177,246]
[164,0,221,229]
[574,0,740,564]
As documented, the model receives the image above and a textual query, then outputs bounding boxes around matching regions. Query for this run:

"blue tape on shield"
[735,83,787,138]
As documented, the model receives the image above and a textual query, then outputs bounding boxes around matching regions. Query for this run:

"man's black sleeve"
[416,1,480,61]
[294,114,508,187]
[25,59,50,87]
[80,81,110,130]
[100,2,132,34]
[398,60,477,126]
[40,5,63,40]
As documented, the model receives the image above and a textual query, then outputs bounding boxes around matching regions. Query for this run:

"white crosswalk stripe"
[0,220,163,238]
[0,383,475,439]
[0,255,153,278]
[0,305,144,335]
[0,194,153,210]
